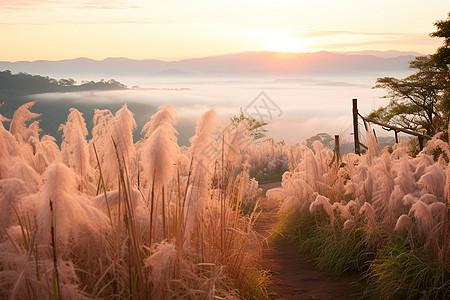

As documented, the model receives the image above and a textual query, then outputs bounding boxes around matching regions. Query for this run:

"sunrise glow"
[0,0,447,61]
[257,29,306,53]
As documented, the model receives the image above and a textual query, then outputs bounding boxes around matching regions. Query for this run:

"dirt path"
[254,182,359,300]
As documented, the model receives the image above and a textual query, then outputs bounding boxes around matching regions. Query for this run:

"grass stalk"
[93,143,115,234]
[49,199,61,300]
[221,134,225,254]
[162,185,166,239]
[112,137,147,298]
[150,173,155,245]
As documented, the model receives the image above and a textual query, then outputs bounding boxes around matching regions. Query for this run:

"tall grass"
[364,237,449,299]
[247,139,288,182]
[0,102,266,299]
[272,130,450,299]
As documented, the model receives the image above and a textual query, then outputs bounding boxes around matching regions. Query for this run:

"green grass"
[275,209,373,276]
[364,238,450,300]
[240,269,270,299]
[240,195,263,216]
[275,208,450,300]
[253,172,283,184]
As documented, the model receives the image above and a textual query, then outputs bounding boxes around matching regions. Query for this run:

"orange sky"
[0,0,447,61]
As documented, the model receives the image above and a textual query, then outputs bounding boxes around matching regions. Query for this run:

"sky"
[0,0,448,61]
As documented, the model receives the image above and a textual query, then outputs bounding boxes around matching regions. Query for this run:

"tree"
[305,133,333,149]
[369,13,450,136]
[430,12,450,117]
[58,78,76,86]
[431,12,450,68]
[230,108,268,140]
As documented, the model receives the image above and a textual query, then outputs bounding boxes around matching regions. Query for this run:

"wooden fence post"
[352,98,360,155]
[334,135,341,166]
[418,136,424,150]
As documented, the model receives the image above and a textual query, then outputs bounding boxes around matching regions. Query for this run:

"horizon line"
[0,49,427,64]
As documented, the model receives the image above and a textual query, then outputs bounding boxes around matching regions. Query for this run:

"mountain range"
[0,51,422,79]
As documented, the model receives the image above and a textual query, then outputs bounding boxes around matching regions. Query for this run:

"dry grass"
[271,130,450,299]
[0,103,267,299]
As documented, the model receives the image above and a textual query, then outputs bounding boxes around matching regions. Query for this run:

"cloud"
[0,0,142,11]
[322,35,437,49]
[0,0,60,10]
[77,1,143,10]
[291,29,413,39]
[58,20,175,25]
[0,19,174,26]
[0,22,47,26]
[286,29,438,53]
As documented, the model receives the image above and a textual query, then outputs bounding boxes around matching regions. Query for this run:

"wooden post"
[334,135,341,166]
[352,98,360,155]
[394,130,399,143]
[362,118,368,131]
[418,136,424,150]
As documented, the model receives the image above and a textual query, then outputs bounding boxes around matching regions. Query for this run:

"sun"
[257,29,304,53]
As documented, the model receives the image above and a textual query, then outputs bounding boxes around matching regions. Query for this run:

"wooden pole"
[362,117,432,141]
[418,136,424,150]
[394,130,399,143]
[362,118,368,131]
[334,135,341,166]
[352,99,360,155]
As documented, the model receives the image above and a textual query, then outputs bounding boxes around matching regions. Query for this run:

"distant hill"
[0,71,145,144]
[0,70,127,99]
[0,51,419,79]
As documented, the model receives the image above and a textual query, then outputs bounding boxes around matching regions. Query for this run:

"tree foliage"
[0,70,127,99]
[230,108,268,140]
[431,12,450,68]
[369,13,450,136]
